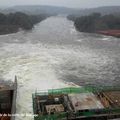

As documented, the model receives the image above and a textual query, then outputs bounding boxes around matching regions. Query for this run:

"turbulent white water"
[0,43,74,120]
[0,42,77,120]
[0,16,120,120]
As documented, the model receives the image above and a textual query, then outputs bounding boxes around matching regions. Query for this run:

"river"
[0,16,120,120]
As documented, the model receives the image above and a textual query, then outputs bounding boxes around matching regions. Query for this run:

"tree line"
[67,13,120,33]
[0,12,48,35]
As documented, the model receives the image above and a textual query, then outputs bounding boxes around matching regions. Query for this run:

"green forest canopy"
[0,12,48,34]
[68,13,120,33]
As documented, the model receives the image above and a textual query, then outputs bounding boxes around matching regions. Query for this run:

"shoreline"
[0,12,49,36]
[98,30,120,38]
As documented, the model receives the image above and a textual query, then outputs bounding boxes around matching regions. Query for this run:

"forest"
[0,12,48,35]
[68,13,120,33]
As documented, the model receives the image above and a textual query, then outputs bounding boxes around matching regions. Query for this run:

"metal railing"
[32,86,120,120]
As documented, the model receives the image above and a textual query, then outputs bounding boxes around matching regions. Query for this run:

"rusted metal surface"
[103,91,120,107]
[33,87,120,120]
[0,81,14,91]
[11,78,17,120]
[68,93,104,111]
[0,77,17,120]
[45,104,64,114]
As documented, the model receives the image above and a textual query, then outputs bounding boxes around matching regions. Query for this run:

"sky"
[0,0,120,8]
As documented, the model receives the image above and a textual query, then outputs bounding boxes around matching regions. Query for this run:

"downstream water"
[0,16,120,120]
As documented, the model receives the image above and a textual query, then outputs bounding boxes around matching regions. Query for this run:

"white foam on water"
[76,39,83,42]
[0,41,110,120]
[0,43,75,120]
[0,16,118,120]
[70,28,76,34]
[101,37,114,41]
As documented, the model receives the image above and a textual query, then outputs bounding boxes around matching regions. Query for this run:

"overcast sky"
[1,0,120,8]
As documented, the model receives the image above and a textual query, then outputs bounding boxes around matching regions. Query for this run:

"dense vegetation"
[0,12,48,35]
[68,13,120,33]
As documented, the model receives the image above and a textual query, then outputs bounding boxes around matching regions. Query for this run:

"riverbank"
[0,12,49,35]
[98,30,120,38]
[67,13,120,38]
[0,25,19,35]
